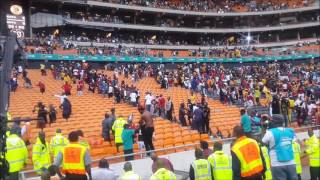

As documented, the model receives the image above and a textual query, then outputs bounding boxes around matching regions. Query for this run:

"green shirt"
[241,114,251,133]
[122,129,135,150]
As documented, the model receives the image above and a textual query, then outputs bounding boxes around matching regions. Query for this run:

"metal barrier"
[19,125,319,179]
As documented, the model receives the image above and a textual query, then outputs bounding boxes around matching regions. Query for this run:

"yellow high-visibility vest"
[6,134,28,173]
[208,151,232,180]
[292,141,302,174]
[121,171,141,180]
[191,159,212,180]
[231,136,263,177]
[305,135,320,167]
[261,146,272,180]
[61,143,86,174]
[150,168,176,180]
[112,118,126,143]
[50,133,69,159]
[32,138,51,174]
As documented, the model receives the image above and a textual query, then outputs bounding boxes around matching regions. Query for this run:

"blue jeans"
[271,165,298,180]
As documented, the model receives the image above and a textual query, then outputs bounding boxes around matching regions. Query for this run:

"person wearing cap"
[91,158,118,180]
[262,114,297,180]
[5,129,28,180]
[53,131,92,180]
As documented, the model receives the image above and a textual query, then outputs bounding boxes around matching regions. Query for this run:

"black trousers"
[143,127,154,155]
[65,173,87,180]
[124,149,134,161]
[310,167,320,180]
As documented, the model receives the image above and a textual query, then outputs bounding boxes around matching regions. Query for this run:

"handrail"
[78,0,319,17]
[19,125,319,179]
[65,19,320,33]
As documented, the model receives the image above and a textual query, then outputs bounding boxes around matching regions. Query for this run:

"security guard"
[292,140,302,180]
[121,162,141,180]
[77,130,91,150]
[261,146,272,180]
[304,129,320,180]
[5,129,28,180]
[190,148,212,180]
[53,131,92,180]
[32,132,51,175]
[231,126,265,179]
[208,142,232,180]
[112,115,126,152]
[150,159,176,180]
[50,128,69,159]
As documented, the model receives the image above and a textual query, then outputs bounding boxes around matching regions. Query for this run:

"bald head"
[151,153,158,161]
[156,159,165,170]
[123,162,132,172]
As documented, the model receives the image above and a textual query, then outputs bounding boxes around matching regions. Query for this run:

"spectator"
[179,103,187,126]
[121,124,136,161]
[62,82,72,96]
[48,104,57,124]
[165,97,174,121]
[102,113,112,144]
[192,104,204,133]
[37,80,46,94]
[139,107,155,156]
[77,80,84,96]
[202,102,210,134]
[151,153,174,173]
[21,121,32,146]
[145,92,153,112]
[61,98,72,121]
[92,159,118,180]
[130,90,138,107]
[200,141,212,159]
[240,109,252,137]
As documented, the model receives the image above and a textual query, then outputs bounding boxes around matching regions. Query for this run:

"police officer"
[151,159,176,180]
[50,129,69,159]
[121,162,141,180]
[112,115,126,152]
[208,142,232,180]
[32,132,51,175]
[304,129,320,180]
[190,148,212,180]
[53,131,92,180]
[6,129,28,180]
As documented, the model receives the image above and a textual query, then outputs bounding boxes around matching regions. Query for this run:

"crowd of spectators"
[105,0,315,13]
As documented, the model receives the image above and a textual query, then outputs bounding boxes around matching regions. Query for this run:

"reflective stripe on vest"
[231,137,263,177]
[191,159,211,180]
[32,138,51,174]
[62,143,86,174]
[292,142,302,174]
[261,146,272,180]
[208,151,232,180]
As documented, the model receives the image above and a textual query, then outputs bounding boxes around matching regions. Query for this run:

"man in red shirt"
[158,94,166,118]
[37,81,45,94]
[77,80,84,96]
[62,82,72,96]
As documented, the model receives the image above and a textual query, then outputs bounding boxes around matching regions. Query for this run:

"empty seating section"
[9,69,240,169]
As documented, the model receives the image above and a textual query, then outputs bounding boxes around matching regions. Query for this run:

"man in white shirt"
[92,159,118,180]
[262,114,298,180]
[145,92,153,112]
[54,93,67,105]
[130,91,137,107]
